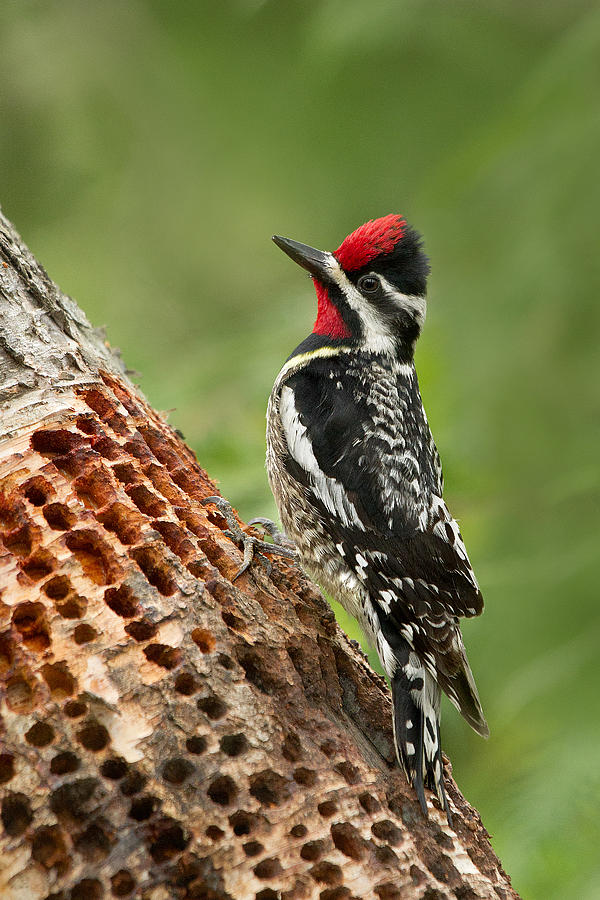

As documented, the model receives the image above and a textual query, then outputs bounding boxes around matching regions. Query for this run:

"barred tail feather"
[391,661,452,825]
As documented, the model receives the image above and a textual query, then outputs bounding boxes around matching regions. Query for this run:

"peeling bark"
[0,208,520,900]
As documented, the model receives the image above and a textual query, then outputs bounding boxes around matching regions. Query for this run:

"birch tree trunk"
[0,208,520,900]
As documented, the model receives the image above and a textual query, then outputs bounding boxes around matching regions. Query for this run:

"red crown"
[335,215,405,271]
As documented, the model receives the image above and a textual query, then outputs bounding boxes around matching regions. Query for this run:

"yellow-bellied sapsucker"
[266,215,488,823]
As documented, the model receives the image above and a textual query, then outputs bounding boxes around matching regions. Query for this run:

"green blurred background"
[2,2,599,897]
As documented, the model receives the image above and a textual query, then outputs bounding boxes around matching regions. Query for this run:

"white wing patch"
[376,631,399,678]
[280,384,365,531]
[378,589,395,613]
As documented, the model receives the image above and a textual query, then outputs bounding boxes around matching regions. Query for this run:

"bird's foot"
[201,497,297,581]
[248,516,295,549]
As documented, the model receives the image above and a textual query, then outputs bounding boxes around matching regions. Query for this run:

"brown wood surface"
[0,208,520,900]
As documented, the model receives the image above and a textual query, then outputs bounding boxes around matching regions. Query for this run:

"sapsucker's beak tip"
[272,234,333,282]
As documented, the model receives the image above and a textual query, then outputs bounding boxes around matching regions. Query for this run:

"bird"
[265,214,488,823]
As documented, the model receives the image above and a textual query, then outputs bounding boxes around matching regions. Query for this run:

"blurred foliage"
[2,2,599,897]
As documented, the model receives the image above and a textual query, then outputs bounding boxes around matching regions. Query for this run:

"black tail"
[442,657,490,739]
[391,656,452,825]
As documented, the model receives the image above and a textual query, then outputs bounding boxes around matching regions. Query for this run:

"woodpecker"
[266,215,488,823]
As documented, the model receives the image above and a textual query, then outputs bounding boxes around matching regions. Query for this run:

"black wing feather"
[283,360,486,729]
[285,362,482,616]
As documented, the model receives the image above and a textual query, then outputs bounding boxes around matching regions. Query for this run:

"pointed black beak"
[272,235,333,282]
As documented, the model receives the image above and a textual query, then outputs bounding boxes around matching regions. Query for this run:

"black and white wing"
[280,359,487,735]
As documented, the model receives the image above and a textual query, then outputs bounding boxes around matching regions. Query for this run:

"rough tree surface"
[0,208,520,900]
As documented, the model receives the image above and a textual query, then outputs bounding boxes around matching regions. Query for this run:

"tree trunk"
[0,207,519,900]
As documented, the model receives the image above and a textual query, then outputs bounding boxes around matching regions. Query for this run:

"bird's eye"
[358,275,381,294]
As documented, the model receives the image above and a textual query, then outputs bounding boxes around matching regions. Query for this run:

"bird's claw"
[202,497,297,581]
[248,516,295,549]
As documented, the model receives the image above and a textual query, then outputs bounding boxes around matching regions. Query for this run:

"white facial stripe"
[377,275,427,327]
[325,258,426,353]
[327,257,397,355]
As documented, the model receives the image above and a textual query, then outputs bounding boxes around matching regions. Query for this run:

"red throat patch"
[335,214,405,271]
[312,280,351,339]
